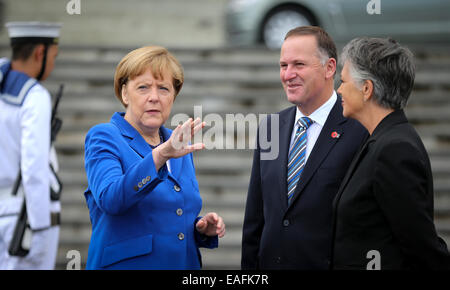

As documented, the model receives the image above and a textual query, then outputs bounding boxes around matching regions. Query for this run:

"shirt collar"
[295,91,337,127]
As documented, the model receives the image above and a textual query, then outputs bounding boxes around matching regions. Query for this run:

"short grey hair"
[340,37,415,110]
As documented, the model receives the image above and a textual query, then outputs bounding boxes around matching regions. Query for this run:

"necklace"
[149,130,164,149]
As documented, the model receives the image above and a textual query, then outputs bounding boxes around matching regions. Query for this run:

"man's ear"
[32,44,45,62]
[325,58,337,79]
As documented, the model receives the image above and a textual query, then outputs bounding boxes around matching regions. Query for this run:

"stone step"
[57,100,281,119]
[53,87,286,103]
[56,152,450,180]
[406,106,450,123]
[54,121,450,151]
[58,235,243,270]
[61,188,248,210]
[59,162,250,184]
[3,45,447,68]
[43,81,449,106]
[44,82,288,111]
[46,88,450,113]
[60,179,450,205]
[58,208,244,243]
[49,58,450,75]
[58,151,253,170]
[430,161,450,178]
[44,69,450,89]
[8,43,448,271]
[408,90,450,106]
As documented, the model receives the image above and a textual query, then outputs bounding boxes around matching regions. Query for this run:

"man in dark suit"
[241,26,368,269]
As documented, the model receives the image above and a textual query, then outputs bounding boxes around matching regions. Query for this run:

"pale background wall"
[0,0,228,47]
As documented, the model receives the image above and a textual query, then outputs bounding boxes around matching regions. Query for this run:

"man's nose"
[283,65,297,81]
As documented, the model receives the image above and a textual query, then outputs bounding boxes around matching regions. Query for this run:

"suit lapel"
[329,133,371,268]
[332,137,371,210]
[287,99,347,208]
[332,109,408,209]
[160,126,183,184]
[128,136,151,158]
[111,112,152,158]
[112,113,182,184]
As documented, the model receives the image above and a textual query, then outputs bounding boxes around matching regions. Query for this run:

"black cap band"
[36,44,49,81]
[10,36,59,46]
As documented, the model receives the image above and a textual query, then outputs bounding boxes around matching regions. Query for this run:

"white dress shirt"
[289,91,337,163]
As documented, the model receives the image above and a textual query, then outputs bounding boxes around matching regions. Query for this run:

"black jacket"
[331,110,450,270]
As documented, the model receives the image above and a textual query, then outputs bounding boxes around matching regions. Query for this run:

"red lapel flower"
[331,131,340,139]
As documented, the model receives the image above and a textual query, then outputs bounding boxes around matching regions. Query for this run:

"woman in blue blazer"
[84,46,225,269]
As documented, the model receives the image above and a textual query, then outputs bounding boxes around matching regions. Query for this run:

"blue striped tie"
[287,117,313,204]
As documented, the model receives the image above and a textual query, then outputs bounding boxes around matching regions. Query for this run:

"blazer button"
[138,182,143,188]
[178,233,185,240]
[283,219,290,227]
[141,178,147,185]
[133,185,139,191]
[176,208,183,216]
[173,185,181,192]
[146,176,151,182]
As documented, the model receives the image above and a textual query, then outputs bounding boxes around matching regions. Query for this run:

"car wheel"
[262,7,314,49]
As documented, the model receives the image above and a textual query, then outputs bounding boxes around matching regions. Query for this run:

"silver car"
[226,0,450,49]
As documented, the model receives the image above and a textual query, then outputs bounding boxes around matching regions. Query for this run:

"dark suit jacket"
[331,110,450,270]
[241,97,368,269]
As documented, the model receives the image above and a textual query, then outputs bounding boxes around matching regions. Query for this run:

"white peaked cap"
[5,22,62,44]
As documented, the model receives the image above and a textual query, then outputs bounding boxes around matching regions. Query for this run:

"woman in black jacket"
[331,37,450,270]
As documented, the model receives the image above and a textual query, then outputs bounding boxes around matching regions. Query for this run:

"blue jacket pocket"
[101,234,153,268]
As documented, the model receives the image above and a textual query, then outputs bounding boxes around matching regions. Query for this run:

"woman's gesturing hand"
[196,212,226,238]
[153,118,205,170]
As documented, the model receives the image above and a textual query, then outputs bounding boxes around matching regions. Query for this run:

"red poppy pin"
[331,131,340,139]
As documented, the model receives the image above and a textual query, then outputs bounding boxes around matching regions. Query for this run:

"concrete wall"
[0,0,228,47]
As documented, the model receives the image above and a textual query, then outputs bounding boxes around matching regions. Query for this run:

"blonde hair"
[113,46,184,107]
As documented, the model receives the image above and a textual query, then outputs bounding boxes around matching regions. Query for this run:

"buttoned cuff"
[194,216,219,249]
[130,155,169,194]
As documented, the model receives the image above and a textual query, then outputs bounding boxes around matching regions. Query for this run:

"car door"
[334,0,450,42]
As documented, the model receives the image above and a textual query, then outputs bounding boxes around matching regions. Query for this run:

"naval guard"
[0,22,62,269]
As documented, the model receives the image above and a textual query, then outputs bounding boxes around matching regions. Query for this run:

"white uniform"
[0,57,60,269]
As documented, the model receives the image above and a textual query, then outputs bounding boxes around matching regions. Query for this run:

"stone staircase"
[2,44,449,269]
[45,45,288,270]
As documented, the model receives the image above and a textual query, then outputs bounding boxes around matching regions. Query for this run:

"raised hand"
[153,118,205,170]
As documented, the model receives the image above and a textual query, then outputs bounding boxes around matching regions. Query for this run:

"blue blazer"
[84,112,217,270]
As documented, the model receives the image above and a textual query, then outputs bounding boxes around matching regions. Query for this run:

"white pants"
[0,215,59,270]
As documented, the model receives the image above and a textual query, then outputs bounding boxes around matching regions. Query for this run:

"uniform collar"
[0,58,38,106]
